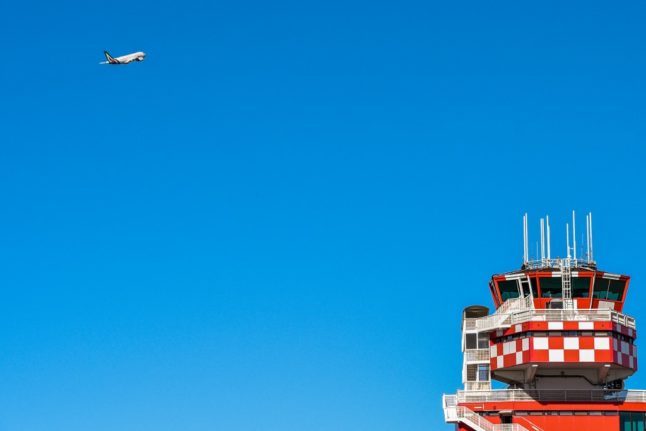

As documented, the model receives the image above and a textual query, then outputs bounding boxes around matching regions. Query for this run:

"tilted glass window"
[608,279,626,301]
[529,277,539,298]
[520,280,531,297]
[498,280,520,301]
[539,277,562,298]
[593,277,610,299]
[489,282,501,304]
[572,277,591,298]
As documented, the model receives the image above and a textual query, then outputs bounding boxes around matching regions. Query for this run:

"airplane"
[100,50,146,65]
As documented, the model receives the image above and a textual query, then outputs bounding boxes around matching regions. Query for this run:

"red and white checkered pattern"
[614,322,636,338]
[490,337,531,369]
[490,335,637,370]
[614,337,638,369]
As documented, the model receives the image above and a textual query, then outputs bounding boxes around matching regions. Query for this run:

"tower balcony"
[489,320,637,385]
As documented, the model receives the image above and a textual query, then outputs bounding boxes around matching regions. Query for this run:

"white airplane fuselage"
[102,51,146,65]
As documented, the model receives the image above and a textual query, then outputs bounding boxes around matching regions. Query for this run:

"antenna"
[523,213,528,264]
[540,218,545,260]
[589,212,594,262]
[546,215,551,260]
[566,222,571,259]
[586,213,590,263]
[568,210,576,260]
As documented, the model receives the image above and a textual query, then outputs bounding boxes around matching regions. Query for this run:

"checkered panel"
[614,322,636,338]
[490,338,530,369]
[614,338,638,370]
[489,336,636,370]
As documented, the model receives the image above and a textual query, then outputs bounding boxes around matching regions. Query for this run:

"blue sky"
[2,1,646,430]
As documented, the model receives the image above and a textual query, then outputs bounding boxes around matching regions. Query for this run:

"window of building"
[478,333,489,349]
[498,280,520,301]
[465,333,477,350]
[572,277,591,297]
[489,282,500,304]
[529,277,539,298]
[539,277,562,298]
[477,364,489,382]
[593,278,627,301]
[593,277,610,299]
[620,411,645,431]
[608,279,627,301]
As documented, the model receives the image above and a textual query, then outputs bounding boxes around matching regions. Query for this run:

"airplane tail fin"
[103,50,118,64]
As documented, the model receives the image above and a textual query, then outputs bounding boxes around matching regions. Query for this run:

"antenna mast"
[586,213,591,263]
[523,213,528,264]
[540,218,545,262]
[572,210,577,261]
[589,212,594,262]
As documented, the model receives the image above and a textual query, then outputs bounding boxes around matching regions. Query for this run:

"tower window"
[498,280,520,301]
[593,278,626,301]
[572,277,591,298]
[608,280,626,301]
[539,277,562,298]
[620,411,645,431]
[465,333,477,350]
[593,278,610,299]
[478,333,489,349]
[477,364,490,382]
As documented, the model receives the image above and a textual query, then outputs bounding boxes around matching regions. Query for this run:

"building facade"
[443,213,645,431]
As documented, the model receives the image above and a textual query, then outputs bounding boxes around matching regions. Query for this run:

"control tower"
[443,212,645,431]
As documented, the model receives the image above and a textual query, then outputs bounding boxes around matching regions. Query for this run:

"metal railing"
[453,388,646,403]
[508,309,635,328]
[464,308,635,333]
[523,258,595,270]
[464,381,492,392]
[465,313,511,332]
[514,416,543,431]
[497,296,534,314]
[464,297,532,332]
[443,394,530,431]
[465,349,490,362]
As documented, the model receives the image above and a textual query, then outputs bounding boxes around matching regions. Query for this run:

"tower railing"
[443,394,531,431]
[508,308,635,328]
[464,381,494,391]
[465,349,490,362]
[463,307,635,332]
[453,388,646,403]
[523,258,596,270]
[464,297,533,332]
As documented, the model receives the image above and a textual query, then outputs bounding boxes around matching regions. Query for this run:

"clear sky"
[2,1,646,430]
